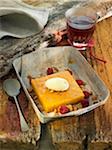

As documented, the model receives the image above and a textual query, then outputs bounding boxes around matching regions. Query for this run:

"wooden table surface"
[0,1,112,150]
[46,17,112,150]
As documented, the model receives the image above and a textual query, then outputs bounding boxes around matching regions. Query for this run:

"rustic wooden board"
[0,74,41,150]
[87,18,112,150]
[47,18,112,150]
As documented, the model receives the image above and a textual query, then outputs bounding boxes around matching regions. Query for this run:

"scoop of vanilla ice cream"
[45,77,69,91]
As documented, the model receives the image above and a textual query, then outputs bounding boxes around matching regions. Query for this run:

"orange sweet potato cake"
[31,71,84,113]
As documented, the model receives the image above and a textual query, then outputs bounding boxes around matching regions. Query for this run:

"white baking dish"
[13,46,110,123]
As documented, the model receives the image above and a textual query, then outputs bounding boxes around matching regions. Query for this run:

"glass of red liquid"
[66,6,98,50]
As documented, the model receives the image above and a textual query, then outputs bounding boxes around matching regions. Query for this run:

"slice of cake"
[31,71,84,112]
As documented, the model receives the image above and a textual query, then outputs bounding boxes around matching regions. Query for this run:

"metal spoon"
[3,79,29,132]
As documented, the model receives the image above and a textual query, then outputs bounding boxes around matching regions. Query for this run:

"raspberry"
[47,67,54,75]
[83,90,90,98]
[76,79,84,86]
[81,99,89,108]
[59,105,70,114]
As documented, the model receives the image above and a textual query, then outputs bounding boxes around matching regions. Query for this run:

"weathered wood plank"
[47,13,112,150]
[87,18,112,150]
[48,117,85,150]
[47,103,96,150]
[0,74,41,150]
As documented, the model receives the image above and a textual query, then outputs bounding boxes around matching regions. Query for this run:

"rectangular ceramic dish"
[13,46,110,123]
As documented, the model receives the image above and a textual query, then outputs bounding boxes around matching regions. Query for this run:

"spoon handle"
[14,96,29,132]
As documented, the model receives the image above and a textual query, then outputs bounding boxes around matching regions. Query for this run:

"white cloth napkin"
[0,0,49,38]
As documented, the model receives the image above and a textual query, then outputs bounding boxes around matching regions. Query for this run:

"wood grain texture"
[0,74,41,150]
[87,18,112,150]
[48,18,112,150]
